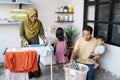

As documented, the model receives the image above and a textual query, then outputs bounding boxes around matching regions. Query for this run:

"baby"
[89,35,105,69]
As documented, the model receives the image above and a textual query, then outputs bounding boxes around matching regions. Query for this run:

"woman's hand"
[23,41,29,47]
[44,39,49,45]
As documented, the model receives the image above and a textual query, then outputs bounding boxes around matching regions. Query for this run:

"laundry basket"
[64,63,89,80]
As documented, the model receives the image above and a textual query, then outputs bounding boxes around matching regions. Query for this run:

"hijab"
[24,8,40,39]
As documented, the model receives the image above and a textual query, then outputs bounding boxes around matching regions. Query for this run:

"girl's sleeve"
[19,21,27,42]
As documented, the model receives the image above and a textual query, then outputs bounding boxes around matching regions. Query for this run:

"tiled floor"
[0,63,120,80]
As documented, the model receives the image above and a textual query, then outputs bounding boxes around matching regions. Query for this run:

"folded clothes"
[29,44,45,47]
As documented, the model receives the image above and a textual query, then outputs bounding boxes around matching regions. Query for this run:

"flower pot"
[67,41,72,47]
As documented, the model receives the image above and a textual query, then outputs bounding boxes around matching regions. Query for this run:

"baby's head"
[97,35,105,45]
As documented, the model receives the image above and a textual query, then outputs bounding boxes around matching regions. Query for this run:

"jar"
[63,6,68,12]
[68,6,73,12]
[69,14,73,21]
[57,16,60,21]
[65,15,68,21]
[60,7,63,12]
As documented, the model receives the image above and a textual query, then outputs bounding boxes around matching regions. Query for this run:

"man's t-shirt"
[74,37,97,64]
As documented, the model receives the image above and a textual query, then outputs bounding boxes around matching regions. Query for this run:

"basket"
[64,63,89,80]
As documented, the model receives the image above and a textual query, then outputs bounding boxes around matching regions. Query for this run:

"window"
[97,23,108,41]
[88,0,95,1]
[113,3,120,22]
[112,25,120,44]
[98,4,110,22]
[84,0,120,46]
[87,6,95,20]
[99,0,110,2]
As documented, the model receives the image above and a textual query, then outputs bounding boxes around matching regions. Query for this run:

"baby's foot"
[94,64,99,69]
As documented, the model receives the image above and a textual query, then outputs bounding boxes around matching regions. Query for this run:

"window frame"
[84,0,120,46]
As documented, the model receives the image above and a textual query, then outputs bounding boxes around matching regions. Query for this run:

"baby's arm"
[92,53,101,60]
[92,53,101,56]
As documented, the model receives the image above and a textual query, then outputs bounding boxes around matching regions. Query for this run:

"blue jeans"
[86,64,95,80]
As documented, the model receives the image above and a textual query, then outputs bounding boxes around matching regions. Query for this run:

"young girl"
[55,27,68,69]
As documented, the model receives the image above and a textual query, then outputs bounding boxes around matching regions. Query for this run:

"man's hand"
[69,49,77,65]
[69,59,74,65]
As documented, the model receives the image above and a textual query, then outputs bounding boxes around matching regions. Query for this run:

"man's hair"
[97,35,105,41]
[83,25,93,34]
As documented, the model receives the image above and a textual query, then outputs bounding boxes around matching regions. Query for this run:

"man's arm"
[70,49,77,64]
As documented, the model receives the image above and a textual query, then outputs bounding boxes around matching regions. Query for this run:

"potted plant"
[64,27,77,47]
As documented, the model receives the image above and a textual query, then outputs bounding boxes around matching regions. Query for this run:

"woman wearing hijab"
[20,7,48,47]
[20,7,48,79]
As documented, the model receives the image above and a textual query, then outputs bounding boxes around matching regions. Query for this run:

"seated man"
[70,25,97,80]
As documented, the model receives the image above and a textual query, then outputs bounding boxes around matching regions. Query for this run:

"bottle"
[57,16,60,21]
[68,5,73,12]
[69,14,73,21]
[63,6,68,12]
[60,7,63,12]
[65,15,68,21]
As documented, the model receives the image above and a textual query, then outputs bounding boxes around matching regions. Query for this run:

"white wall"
[99,44,120,78]
[0,24,21,48]
[72,0,84,43]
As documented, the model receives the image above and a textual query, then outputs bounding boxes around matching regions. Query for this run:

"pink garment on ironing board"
[55,38,68,63]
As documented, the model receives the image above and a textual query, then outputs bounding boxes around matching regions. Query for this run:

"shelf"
[55,10,74,23]
[0,20,21,25]
[0,2,32,4]
[55,21,74,23]
[55,12,74,14]
[0,2,32,9]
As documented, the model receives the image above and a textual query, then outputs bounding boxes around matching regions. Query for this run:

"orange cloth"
[4,50,38,73]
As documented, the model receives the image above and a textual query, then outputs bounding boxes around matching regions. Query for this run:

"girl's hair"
[56,27,65,41]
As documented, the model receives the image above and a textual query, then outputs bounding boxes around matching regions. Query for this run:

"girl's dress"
[55,38,68,63]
